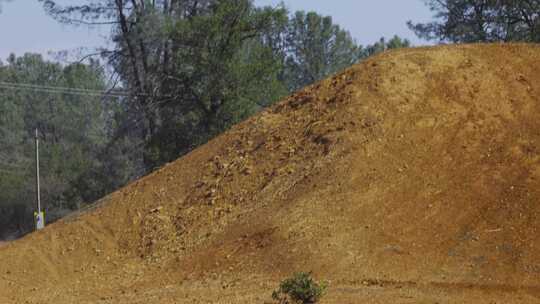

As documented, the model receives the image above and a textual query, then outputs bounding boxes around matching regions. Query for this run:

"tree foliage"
[409,0,540,43]
[0,54,134,237]
[282,11,363,92]
[362,35,411,57]
[41,0,292,168]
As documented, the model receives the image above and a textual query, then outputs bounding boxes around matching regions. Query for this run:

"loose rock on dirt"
[1,44,540,303]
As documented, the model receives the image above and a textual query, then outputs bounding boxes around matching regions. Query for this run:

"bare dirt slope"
[1,44,540,303]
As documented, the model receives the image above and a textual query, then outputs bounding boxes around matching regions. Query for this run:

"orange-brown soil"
[1,44,540,303]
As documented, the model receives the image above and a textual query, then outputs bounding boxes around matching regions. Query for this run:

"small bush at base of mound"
[272,272,327,304]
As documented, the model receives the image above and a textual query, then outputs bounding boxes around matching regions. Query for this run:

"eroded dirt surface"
[2,44,540,303]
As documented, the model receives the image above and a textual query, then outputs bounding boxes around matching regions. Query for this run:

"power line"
[0,81,176,135]
[0,81,128,94]
[0,82,128,98]
[0,81,172,99]
[0,80,172,144]
[0,80,179,166]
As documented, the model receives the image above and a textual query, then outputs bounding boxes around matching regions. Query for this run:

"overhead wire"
[0,81,172,99]
[0,80,173,141]
[0,82,129,98]
[0,80,183,153]
[0,80,186,179]
[0,82,176,219]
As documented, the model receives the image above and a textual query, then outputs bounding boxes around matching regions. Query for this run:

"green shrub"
[272,272,327,304]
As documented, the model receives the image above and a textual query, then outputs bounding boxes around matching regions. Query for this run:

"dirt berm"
[1,44,540,303]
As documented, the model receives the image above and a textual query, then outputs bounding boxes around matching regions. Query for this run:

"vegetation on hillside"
[272,272,327,304]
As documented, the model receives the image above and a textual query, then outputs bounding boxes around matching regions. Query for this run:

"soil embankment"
[1,44,540,303]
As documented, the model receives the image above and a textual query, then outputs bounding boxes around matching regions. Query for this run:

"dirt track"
[1,44,540,303]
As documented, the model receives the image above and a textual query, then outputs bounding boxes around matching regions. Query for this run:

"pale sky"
[0,0,434,61]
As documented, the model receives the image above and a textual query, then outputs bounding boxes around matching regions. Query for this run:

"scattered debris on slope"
[1,44,540,303]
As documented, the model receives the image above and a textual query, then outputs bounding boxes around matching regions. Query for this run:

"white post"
[35,128,44,230]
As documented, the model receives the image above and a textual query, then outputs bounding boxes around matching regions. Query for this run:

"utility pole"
[35,128,45,230]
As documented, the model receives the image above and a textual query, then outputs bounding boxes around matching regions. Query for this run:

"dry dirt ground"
[1,44,540,303]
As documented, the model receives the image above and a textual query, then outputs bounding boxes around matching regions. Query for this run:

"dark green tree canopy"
[361,35,411,58]
[409,0,540,43]
[283,11,363,91]
[40,0,291,168]
[0,54,127,237]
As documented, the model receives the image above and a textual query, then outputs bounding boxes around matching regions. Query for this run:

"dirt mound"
[1,44,540,303]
